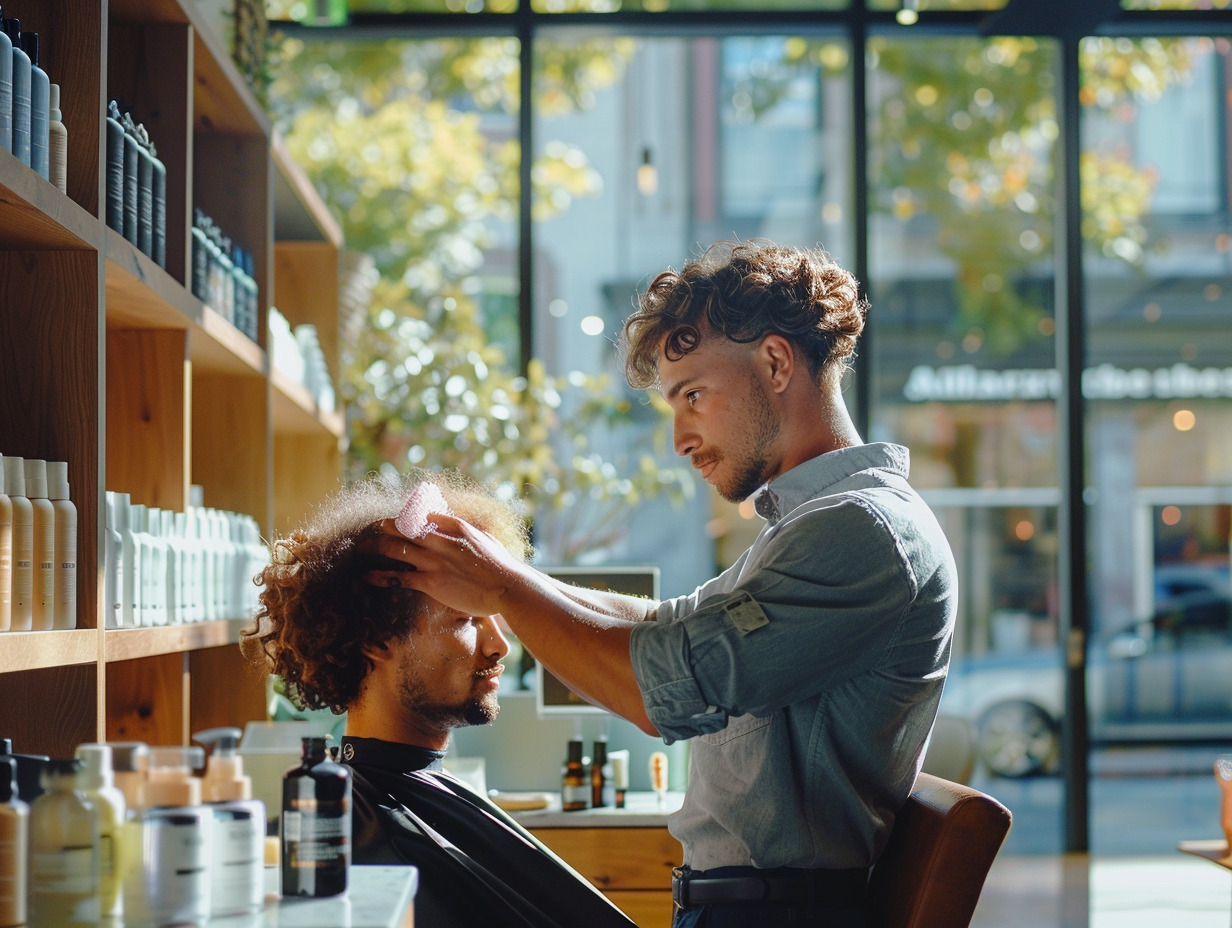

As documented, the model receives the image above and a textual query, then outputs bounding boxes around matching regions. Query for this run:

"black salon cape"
[342,736,638,928]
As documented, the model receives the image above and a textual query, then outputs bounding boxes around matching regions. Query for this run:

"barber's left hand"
[366,513,525,619]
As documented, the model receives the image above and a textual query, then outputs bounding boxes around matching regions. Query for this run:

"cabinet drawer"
[532,826,681,891]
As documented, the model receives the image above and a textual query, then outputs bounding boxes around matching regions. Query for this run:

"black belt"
[671,865,869,910]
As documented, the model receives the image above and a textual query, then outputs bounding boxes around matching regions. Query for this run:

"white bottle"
[3,457,33,632]
[73,745,126,921]
[145,507,167,626]
[22,460,54,632]
[173,511,190,623]
[46,462,76,630]
[0,456,12,633]
[161,508,180,624]
[104,492,123,628]
[128,503,149,627]
[123,746,212,928]
[47,82,66,194]
[115,493,138,627]
[194,728,265,918]
[0,756,28,928]
[28,758,100,927]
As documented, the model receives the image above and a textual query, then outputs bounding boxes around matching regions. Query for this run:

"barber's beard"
[718,379,781,503]
[397,667,501,731]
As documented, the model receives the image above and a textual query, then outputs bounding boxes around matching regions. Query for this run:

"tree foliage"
[266,25,691,559]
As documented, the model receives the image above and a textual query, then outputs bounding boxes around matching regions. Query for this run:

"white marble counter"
[510,790,685,828]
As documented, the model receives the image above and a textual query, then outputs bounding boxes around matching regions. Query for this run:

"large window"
[268,3,1232,861]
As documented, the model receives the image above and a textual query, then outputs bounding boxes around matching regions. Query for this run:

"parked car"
[939,591,1232,778]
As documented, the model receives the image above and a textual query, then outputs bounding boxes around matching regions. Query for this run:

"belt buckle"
[671,867,691,910]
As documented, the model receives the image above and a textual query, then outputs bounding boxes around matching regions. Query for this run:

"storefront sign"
[902,362,1232,402]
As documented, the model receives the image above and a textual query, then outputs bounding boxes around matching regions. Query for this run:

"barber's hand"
[366,513,524,619]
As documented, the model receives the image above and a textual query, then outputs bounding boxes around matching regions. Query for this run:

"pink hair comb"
[395,482,451,539]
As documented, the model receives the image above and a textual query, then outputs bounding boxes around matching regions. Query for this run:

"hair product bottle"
[561,739,588,812]
[0,756,28,928]
[281,736,351,898]
[135,124,154,258]
[2,457,32,632]
[608,749,629,809]
[105,101,125,232]
[0,456,11,632]
[120,111,139,245]
[74,745,126,920]
[590,738,614,809]
[20,31,46,180]
[48,83,66,194]
[151,139,166,267]
[0,6,11,155]
[2,18,29,167]
[123,746,212,928]
[23,460,55,631]
[195,727,265,917]
[46,462,76,629]
[28,758,100,926]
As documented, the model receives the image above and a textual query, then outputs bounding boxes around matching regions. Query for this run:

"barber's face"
[661,334,781,503]
[392,598,510,733]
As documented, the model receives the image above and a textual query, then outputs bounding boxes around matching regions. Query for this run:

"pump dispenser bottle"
[281,736,350,898]
[0,756,27,928]
[123,745,212,928]
[74,745,126,920]
[0,456,11,632]
[3,19,29,167]
[28,758,100,926]
[21,32,46,180]
[23,459,54,631]
[195,727,264,917]
[46,461,76,629]
[0,6,11,154]
[2,457,32,632]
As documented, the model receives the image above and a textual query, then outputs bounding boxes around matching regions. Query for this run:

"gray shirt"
[629,443,956,871]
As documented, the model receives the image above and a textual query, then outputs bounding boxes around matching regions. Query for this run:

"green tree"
[265,24,691,559]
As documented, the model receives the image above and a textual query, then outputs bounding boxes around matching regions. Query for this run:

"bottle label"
[284,797,351,868]
[31,845,97,896]
[561,783,589,807]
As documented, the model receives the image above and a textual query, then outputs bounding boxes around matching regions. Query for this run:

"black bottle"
[105,102,125,232]
[281,736,351,897]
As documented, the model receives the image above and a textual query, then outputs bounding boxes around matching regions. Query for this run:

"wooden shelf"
[0,0,344,753]
[0,150,100,251]
[273,135,343,246]
[104,618,253,663]
[272,369,346,438]
[0,630,100,673]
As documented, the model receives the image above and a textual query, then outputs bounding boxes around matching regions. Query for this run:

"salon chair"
[868,772,1012,928]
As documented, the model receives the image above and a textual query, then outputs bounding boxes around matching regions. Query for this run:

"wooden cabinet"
[0,0,343,759]
[529,826,681,928]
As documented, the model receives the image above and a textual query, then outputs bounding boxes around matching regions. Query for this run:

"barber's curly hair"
[621,239,868,390]
[241,470,530,715]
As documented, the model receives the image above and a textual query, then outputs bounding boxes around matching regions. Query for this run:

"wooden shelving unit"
[0,0,344,758]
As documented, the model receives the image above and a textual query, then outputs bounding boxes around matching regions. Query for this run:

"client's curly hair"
[621,239,868,390]
[242,470,530,715]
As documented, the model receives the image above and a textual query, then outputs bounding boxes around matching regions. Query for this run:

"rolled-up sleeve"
[630,617,729,742]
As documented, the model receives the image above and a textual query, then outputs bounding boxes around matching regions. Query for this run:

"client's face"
[392,598,510,734]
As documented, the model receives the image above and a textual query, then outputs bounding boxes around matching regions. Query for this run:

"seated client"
[244,471,636,928]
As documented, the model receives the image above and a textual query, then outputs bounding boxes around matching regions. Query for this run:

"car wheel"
[976,700,1059,778]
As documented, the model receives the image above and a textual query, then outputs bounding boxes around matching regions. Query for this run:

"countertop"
[509,790,685,828]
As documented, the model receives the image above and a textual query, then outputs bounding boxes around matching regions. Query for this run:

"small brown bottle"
[561,740,588,812]
[281,737,351,897]
[590,739,614,809]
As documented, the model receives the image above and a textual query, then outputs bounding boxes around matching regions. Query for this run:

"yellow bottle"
[28,758,100,927]
[75,744,127,920]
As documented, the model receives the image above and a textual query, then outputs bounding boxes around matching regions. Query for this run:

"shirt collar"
[753,443,910,526]
[339,735,447,772]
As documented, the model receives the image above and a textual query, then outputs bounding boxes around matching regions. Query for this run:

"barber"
[371,240,958,928]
